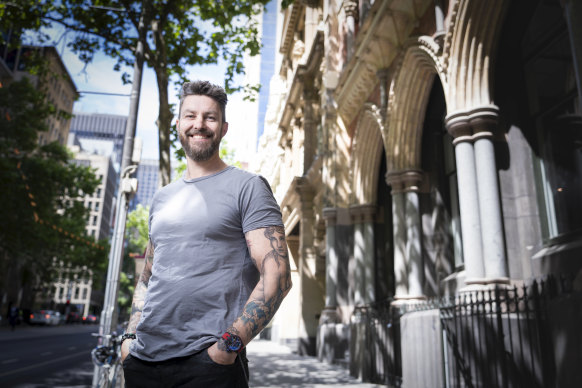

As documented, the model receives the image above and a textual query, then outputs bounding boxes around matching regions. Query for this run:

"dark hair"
[179,80,228,122]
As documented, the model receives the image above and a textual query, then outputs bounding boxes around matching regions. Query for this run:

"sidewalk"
[247,339,386,388]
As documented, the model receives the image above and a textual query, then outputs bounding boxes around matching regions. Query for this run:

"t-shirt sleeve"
[239,175,284,233]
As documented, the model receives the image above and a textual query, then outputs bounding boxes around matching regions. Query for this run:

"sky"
[42,25,260,166]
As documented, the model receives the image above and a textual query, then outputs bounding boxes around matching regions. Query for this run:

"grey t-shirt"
[130,166,283,361]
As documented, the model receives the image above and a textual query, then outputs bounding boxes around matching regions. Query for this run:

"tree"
[118,204,149,320]
[0,76,106,312]
[43,0,269,186]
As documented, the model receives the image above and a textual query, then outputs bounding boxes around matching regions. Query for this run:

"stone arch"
[351,103,385,205]
[442,0,508,113]
[386,41,443,173]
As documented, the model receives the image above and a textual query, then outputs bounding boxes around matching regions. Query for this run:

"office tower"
[69,113,127,173]
[129,158,159,212]
[0,44,78,147]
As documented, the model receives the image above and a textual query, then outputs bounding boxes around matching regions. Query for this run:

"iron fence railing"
[349,275,577,388]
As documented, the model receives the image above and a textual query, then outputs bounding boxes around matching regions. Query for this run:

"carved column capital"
[469,105,500,141]
[295,177,315,204]
[386,170,426,193]
[445,111,472,142]
[349,203,377,224]
[343,0,359,19]
[445,105,501,144]
[322,207,338,227]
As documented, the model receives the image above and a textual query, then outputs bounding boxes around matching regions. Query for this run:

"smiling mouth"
[188,132,212,140]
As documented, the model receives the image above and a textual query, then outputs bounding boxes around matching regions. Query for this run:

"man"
[121,80,292,387]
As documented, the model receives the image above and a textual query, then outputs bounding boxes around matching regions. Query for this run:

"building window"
[523,2,582,241]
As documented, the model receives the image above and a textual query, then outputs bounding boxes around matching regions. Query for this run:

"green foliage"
[0,77,107,292]
[118,204,150,319]
[281,0,295,10]
[39,0,268,185]
[126,204,150,253]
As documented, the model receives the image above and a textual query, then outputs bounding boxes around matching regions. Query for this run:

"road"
[0,324,98,388]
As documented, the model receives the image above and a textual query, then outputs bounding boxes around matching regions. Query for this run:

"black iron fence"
[349,275,579,387]
[350,301,403,387]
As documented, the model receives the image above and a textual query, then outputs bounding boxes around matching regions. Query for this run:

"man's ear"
[221,122,229,138]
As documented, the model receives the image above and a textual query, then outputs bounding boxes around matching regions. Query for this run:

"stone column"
[343,0,359,61]
[350,204,377,306]
[470,107,508,282]
[563,0,582,112]
[296,178,323,355]
[386,174,408,298]
[445,114,486,284]
[303,80,318,173]
[402,171,424,298]
[321,208,338,322]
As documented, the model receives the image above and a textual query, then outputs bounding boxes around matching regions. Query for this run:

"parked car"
[66,311,81,324]
[29,310,62,326]
[82,314,99,324]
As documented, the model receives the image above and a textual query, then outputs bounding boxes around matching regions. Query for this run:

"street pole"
[92,4,147,387]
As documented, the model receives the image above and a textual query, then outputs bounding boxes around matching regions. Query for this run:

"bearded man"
[120,80,292,388]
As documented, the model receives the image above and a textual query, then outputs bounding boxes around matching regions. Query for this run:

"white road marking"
[1,359,18,365]
[40,351,53,356]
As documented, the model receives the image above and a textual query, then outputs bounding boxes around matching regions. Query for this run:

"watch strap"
[121,332,136,344]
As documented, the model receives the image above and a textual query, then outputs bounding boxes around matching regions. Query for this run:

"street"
[0,324,98,388]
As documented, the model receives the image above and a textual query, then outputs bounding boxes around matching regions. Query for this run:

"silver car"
[30,310,62,326]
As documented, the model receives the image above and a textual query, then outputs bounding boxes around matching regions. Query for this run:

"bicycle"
[91,332,123,388]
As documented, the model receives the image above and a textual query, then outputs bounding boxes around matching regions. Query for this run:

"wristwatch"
[121,332,136,344]
[221,332,244,353]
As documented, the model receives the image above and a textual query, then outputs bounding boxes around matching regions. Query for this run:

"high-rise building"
[69,146,117,241]
[129,158,159,212]
[69,113,127,173]
[0,44,78,147]
[255,0,278,148]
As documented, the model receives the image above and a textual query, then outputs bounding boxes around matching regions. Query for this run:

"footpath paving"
[247,339,386,388]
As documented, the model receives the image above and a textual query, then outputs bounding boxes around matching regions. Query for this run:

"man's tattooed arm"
[126,239,154,334]
[218,226,292,352]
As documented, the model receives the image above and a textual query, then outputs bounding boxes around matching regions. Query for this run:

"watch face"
[224,333,242,352]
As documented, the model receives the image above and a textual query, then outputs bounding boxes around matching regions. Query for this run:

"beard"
[179,128,222,162]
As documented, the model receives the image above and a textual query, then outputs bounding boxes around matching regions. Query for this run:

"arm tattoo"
[126,240,154,333]
[234,226,292,340]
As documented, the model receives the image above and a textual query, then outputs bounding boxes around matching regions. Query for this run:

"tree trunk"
[152,19,173,187]
[155,68,173,187]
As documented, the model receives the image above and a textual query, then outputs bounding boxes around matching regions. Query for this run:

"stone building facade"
[254,0,582,386]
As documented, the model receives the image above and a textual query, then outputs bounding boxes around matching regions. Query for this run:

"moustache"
[184,129,214,137]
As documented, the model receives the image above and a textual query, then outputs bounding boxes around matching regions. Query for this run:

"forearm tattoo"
[126,240,154,333]
[235,226,292,340]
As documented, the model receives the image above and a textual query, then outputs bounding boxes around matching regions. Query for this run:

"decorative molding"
[386,40,439,173]
[335,0,434,128]
[280,3,304,56]
[350,103,385,205]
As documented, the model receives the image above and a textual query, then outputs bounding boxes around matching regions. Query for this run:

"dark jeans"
[123,347,249,388]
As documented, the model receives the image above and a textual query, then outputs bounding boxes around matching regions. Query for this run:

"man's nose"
[193,115,204,129]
